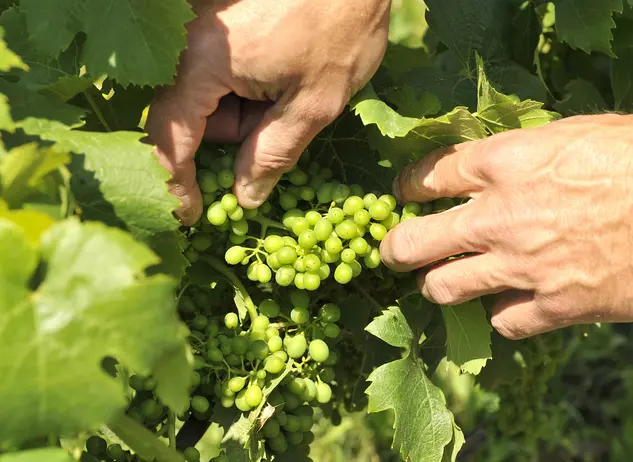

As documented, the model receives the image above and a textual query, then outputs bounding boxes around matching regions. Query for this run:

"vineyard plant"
[2,1,633,462]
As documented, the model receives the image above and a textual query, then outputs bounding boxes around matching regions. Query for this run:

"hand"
[380,115,633,339]
[146,0,390,225]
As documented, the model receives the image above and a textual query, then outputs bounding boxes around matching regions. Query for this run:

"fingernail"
[392,174,402,203]
[240,176,279,208]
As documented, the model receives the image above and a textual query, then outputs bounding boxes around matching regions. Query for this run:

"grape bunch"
[187,147,427,290]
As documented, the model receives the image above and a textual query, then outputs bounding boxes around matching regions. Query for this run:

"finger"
[491,290,556,340]
[393,141,489,204]
[380,204,484,272]
[204,95,272,143]
[418,254,512,306]
[233,91,345,208]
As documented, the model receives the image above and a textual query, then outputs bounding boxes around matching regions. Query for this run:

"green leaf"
[147,231,190,280]
[441,299,492,375]
[554,0,623,56]
[612,16,633,111]
[442,416,465,462]
[389,0,429,48]
[29,130,181,240]
[0,7,91,100]
[0,218,188,445]
[0,449,74,462]
[20,0,195,86]
[554,79,609,115]
[0,23,25,72]
[154,343,192,413]
[0,200,55,246]
[352,84,420,137]
[381,86,441,118]
[366,306,457,461]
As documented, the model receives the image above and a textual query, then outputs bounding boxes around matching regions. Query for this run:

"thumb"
[233,91,345,208]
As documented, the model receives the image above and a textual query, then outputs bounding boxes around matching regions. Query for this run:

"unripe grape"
[264,235,285,253]
[309,339,330,363]
[228,376,247,393]
[304,210,322,226]
[381,212,400,230]
[264,355,286,374]
[325,236,343,254]
[251,340,270,360]
[191,395,210,413]
[327,207,345,224]
[314,218,334,241]
[260,299,280,317]
[228,206,244,221]
[324,323,340,338]
[350,260,362,277]
[294,257,306,273]
[207,202,228,226]
[228,233,246,245]
[317,263,331,280]
[235,390,252,412]
[262,419,281,439]
[224,312,239,329]
[221,193,238,212]
[379,194,397,211]
[298,230,318,249]
[332,184,351,204]
[316,183,334,204]
[403,202,422,215]
[257,264,272,283]
[364,247,381,269]
[243,207,259,219]
[294,273,305,289]
[86,436,107,456]
[354,209,371,226]
[315,382,332,403]
[304,272,321,291]
[279,192,298,211]
[334,262,353,284]
[225,246,246,265]
[268,335,283,353]
[283,236,298,246]
[268,433,288,454]
[299,186,315,201]
[369,223,387,241]
[267,252,282,270]
[290,307,310,324]
[191,314,208,331]
[277,246,298,265]
[343,196,364,215]
[287,431,304,445]
[217,169,235,189]
[341,248,356,263]
[319,303,341,323]
[350,237,369,255]
[286,334,308,358]
[289,169,308,186]
[247,262,260,281]
[304,253,321,272]
[290,289,310,309]
[184,447,200,462]
[282,209,304,228]
[369,200,391,221]
[291,217,310,236]
[321,249,340,264]
[363,193,378,208]
[190,232,213,252]
[231,219,248,237]
[199,170,219,193]
[302,378,317,402]
[335,219,358,240]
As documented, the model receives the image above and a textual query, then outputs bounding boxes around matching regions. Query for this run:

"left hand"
[380,115,633,339]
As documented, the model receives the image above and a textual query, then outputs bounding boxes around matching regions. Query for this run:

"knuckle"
[491,315,527,340]
[387,226,420,267]
[254,151,297,174]
[424,271,458,305]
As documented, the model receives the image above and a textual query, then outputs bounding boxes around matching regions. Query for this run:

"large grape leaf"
[0,23,25,72]
[554,0,622,56]
[365,306,457,462]
[0,8,91,100]
[441,300,492,375]
[20,0,195,86]
[0,218,189,445]
[554,79,608,115]
[0,449,73,462]
[612,16,633,111]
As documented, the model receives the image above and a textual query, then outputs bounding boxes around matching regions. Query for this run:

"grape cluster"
[187,149,426,290]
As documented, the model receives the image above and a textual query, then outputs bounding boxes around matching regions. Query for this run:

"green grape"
[341,248,356,264]
[219,155,234,169]
[220,395,235,408]
[363,193,378,208]
[332,184,351,204]
[225,246,246,265]
[199,171,219,193]
[243,207,259,219]
[294,273,305,289]
[266,326,279,339]
[286,431,304,445]
[315,382,332,403]
[282,209,304,228]
[218,169,235,188]
[221,193,238,212]
[369,223,387,241]
[228,233,246,245]
[289,169,308,186]
[282,391,300,411]
[334,262,353,284]
[321,249,340,264]
[220,343,232,356]
[283,415,301,433]
[228,377,247,393]
[288,377,306,395]
[369,200,391,221]
[309,339,330,363]
[291,217,310,236]
[245,384,263,407]
[257,264,272,283]
[343,196,364,215]
[267,253,282,270]
[252,315,270,331]
[232,336,249,355]
[264,355,286,374]
[305,210,322,226]
[86,436,107,456]
[302,378,317,402]
[251,340,270,360]
[403,202,422,215]
[318,263,331,280]
[299,414,314,432]
[349,237,369,255]
[216,220,230,232]
[421,202,433,215]
[324,236,343,254]
[319,303,341,323]
[335,219,358,240]
[433,197,455,211]
[275,409,288,426]
[350,260,362,277]
[185,248,199,263]
[316,183,334,204]
[207,348,223,362]
[293,257,306,273]
[299,186,315,201]
[226,354,242,366]
[276,266,296,286]
[290,289,310,309]
[314,218,334,241]
[286,334,308,358]
[191,314,208,331]
[263,418,281,439]
[364,247,381,269]
[310,173,326,189]
[319,366,336,382]
[268,433,288,453]
[129,374,146,392]
[260,299,280,317]
[202,193,217,206]
[235,390,252,412]
[247,262,260,281]
[190,233,213,252]
[277,246,298,265]
[304,253,321,272]
[279,192,298,210]
[206,320,220,337]
[379,194,397,211]
[298,230,318,249]
[228,206,244,221]
[303,431,315,445]
[224,312,239,329]
[381,212,400,230]
[353,209,371,226]
[183,447,200,462]
[290,307,310,324]
[192,355,206,370]
[190,371,201,387]
[106,444,125,461]
[273,350,289,362]
[191,395,210,413]
[401,212,416,222]
[327,207,345,224]
[283,236,298,246]
[230,219,248,237]
[304,272,321,291]
[268,336,283,353]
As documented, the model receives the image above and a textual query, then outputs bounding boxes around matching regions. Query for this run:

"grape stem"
[351,279,384,312]
[251,216,287,231]
[201,255,258,322]
[167,411,176,448]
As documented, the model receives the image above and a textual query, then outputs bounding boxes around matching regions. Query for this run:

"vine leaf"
[20,0,195,86]
[0,218,189,445]
[441,299,492,375]
[365,305,457,461]
[0,23,26,72]
[0,449,73,462]
[553,79,608,116]
[554,0,622,57]
[0,200,54,246]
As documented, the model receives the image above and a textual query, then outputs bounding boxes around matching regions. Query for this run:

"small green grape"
[327,207,345,225]
[369,223,387,241]
[332,184,351,204]
[319,303,341,323]
[304,253,321,272]
[334,262,353,284]
[302,378,317,402]
[199,171,219,193]
[305,210,322,226]
[282,209,304,228]
[259,299,280,318]
[321,249,340,264]
[403,202,422,215]
[264,235,285,253]
[191,395,210,413]
[257,264,272,283]
[190,233,213,252]
[235,390,252,412]
[268,336,283,353]
[318,263,331,280]
[364,247,381,269]
[251,340,270,361]
[191,314,208,331]
[309,339,330,363]
[350,260,362,277]
[231,219,248,237]
[285,334,308,358]
[283,415,301,433]
[85,436,107,456]
[228,206,244,221]
[245,385,263,407]
[294,273,305,289]
[335,219,358,240]
[106,444,125,461]
[267,253,282,271]
[369,200,391,221]
[299,186,315,201]
[267,432,288,454]
[315,382,332,403]
[353,209,371,226]
[343,196,364,215]
[290,289,310,309]
[224,312,239,329]
[217,169,235,189]
[207,348,223,362]
[314,218,334,241]
[325,236,343,254]
[277,246,298,265]
[379,194,397,211]
[288,169,309,186]
[304,272,321,291]
[349,237,369,255]
[316,183,334,204]
[279,192,298,211]
[288,377,306,395]
[183,447,200,462]
[286,431,304,445]
[221,193,238,212]
[290,307,310,324]
[363,193,378,208]
[341,248,356,264]
[207,202,228,226]
[298,230,318,249]
[291,217,310,236]
[381,212,400,230]
[262,418,281,439]
[228,376,247,393]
